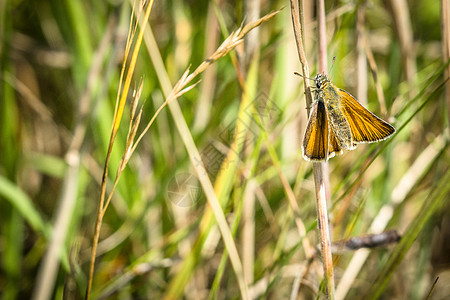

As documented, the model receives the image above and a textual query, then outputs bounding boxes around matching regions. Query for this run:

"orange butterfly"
[301,74,395,161]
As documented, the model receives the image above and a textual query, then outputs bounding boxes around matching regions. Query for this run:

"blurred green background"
[0,0,449,299]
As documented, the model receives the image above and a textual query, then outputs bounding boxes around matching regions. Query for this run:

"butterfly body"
[302,74,395,161]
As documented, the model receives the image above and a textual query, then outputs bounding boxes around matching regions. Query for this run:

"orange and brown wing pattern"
[302,100,329,161]
[338,89,395,143]
[328,129,342,158]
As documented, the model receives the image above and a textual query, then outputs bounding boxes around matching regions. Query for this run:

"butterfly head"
[314,74,329,89]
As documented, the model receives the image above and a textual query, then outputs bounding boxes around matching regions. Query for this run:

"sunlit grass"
[0,1,448,299]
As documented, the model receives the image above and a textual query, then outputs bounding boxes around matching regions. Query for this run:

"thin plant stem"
[85,2,154,299]
[290,0,334,298]
[315,0,335,298]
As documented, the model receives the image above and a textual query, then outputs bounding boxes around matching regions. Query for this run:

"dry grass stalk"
[290,0,335,298]
[335,131,449,300]
[86,4,280,300]
[85,1,154,299]
[388,0,417,92]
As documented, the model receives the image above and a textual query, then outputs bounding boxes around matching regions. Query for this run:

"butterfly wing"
[328,128,343,158]
[338,89,395,143]
[302,100,329,161]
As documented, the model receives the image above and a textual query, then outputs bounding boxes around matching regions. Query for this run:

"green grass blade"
[366,170,450,300]
[0,175,49,235]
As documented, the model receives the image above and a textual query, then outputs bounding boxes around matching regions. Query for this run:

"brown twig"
[331,230,401,253]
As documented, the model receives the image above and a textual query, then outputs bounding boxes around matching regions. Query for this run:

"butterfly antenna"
[294,72,314,81]
[328,56,336,75]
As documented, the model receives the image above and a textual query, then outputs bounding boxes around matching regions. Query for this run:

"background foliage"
[0,0,449,299]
